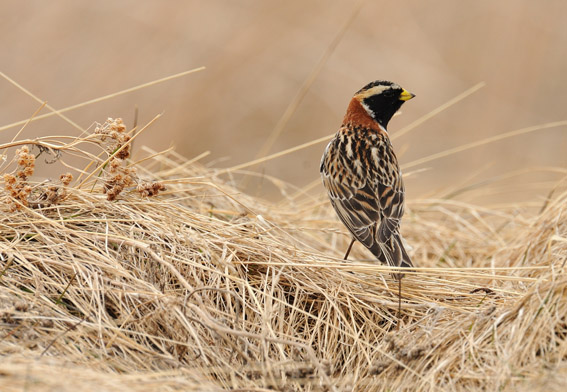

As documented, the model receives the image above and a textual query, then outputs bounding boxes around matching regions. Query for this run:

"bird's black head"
[354,80,415,128]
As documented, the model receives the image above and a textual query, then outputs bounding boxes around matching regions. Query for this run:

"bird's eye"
[382,89,395,97]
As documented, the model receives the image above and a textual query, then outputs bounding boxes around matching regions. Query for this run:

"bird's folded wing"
[322,173,380,251]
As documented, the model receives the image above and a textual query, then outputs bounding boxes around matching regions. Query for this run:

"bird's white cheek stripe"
[359,100,375,118]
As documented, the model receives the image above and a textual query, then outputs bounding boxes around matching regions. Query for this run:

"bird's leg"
[343,239,355,260]
[396,278,402,331]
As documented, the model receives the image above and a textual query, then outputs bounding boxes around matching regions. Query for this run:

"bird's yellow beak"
[399,89,415,101]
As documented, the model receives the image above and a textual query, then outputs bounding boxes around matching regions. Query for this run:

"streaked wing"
[321,130,384,252]
[322,174,380,251]
[321,127,410,267]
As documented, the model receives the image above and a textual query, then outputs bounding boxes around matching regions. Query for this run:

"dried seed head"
[60,173,73,186]
[4,174,16,185]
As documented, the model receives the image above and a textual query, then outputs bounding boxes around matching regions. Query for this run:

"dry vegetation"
[1,116,566,391]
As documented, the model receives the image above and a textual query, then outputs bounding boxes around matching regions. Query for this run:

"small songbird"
[320,80,415,318]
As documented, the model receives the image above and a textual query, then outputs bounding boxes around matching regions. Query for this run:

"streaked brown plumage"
[320,80,415,283]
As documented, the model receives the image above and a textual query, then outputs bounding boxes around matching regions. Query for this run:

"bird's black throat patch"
[362,93,405,128]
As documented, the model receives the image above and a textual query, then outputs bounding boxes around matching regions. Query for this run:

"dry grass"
[1,117,566,391]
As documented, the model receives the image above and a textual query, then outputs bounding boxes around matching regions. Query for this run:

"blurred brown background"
[1,0,566,205]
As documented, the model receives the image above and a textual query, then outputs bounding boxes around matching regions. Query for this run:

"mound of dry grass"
[1,118,566,391]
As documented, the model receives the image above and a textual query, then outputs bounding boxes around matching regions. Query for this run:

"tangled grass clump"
[0,121,566,391]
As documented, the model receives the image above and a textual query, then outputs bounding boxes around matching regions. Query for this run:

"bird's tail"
[370,220,413,280]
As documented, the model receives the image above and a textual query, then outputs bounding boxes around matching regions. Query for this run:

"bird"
[320,80,415,322]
